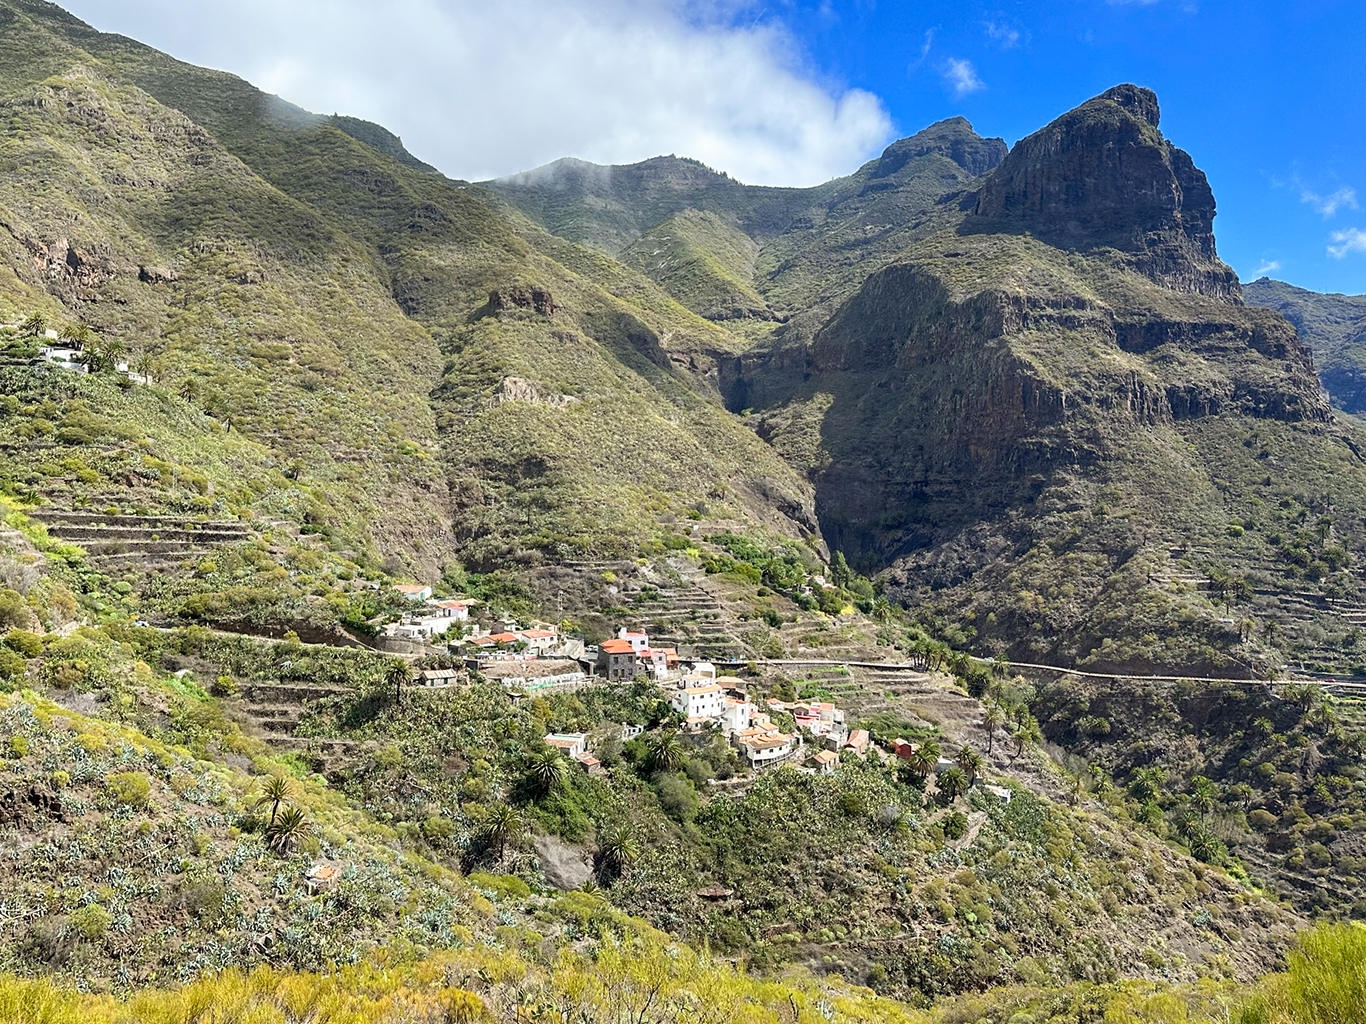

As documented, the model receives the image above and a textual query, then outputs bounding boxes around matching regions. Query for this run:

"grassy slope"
[2,0,819,570]
[619,210,773,322]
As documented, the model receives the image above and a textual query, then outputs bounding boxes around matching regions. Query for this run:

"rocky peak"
[969,84,1238,298]
[869,117,1008,180]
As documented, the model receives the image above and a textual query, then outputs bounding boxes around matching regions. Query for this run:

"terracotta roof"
[488,632,520,644]
[395,584,430,594]
[432,600,467,609]
[519,629,556,639]
[741,734,792,751]
[623,630,647,638]
[696,884,734,899]
[601,639,636,654]
[682,683,722,694]
[811,750,838,764]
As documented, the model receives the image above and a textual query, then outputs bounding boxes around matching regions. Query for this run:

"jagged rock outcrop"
[970,84,1239,298]
[868,117,1008,180]
[488,284,558,316]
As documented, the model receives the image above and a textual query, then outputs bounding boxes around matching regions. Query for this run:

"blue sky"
[57,0,1365,294]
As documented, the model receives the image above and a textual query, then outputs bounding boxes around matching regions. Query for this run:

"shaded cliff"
[733,87,1361,675]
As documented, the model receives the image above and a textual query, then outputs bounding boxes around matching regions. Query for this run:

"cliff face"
[728,86,1360,673]
[970,85,1238,298]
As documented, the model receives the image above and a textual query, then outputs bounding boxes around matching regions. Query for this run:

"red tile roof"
[601,639,635,654]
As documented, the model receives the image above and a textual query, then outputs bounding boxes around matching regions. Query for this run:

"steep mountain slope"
[0,0,818,583]
[1245,277,1366,413]
[733,86,1366,675]
[488,118,1008,329]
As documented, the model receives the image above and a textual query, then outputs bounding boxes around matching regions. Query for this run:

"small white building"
[721,696,754,734]
[734,729,795,767]
[37,346,88,373]
[426,599,470,622]
[395,584,433,603]
[516,628,559,653]
[544,733,588,758]
[672,680,724,719]
[984,784,1013,804]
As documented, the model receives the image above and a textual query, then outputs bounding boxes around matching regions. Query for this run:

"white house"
[618,628,649,653]
[426,599,470,622]
[672,680,724,719]
[734,729,795,767]
[544,733,588,758]
[516,628,559,653]
[721,696,754,734]
[395,584,433,603]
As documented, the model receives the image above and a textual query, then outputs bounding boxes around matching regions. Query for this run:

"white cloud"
[1328,228,1366,259]
[1301,186,1359,218]
[984,21,1020,48]
[941,58,985,97]
[55,0,893,187]
[1251,259,1282,278]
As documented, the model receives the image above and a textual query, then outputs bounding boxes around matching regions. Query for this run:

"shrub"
[942,811,969,840]
[3,630,42,657]
[0,590,28,630]
[6,735,27,758]
[1249,809,1278,831]
[69,904,111,941]
[106,771,151,809]
[0,649,24,683]
[656,775,699,822]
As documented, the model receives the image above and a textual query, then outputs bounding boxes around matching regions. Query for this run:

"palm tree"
[646,730,685,775]
[265,806,312,855]
[955,746,984,782]
[1189,775,1219,817]
[480,804,523,864]
[128,348,154,382]
[254,775,293,828]
[1175,808,1201,841]
[597,822,640,878]
[907,739,940,780]
[1130,765,1167,802]
[20,313,47,338]
[937,766,969,804]
[178,376,201,403]
[527,747,569,800]
[1011,716,1040,761]
[387,659,411,706]
[982,704,1005,754]
[1088,764,1113,796]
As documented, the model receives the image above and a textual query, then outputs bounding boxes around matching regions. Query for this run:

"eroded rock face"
[970,84,1238,298]
[0,784,68,827]
[139,264,177,284]
[488,284,558,316]
[868,117,1008,180]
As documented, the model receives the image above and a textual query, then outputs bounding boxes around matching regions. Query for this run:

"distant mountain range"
[2,0,1365,677]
